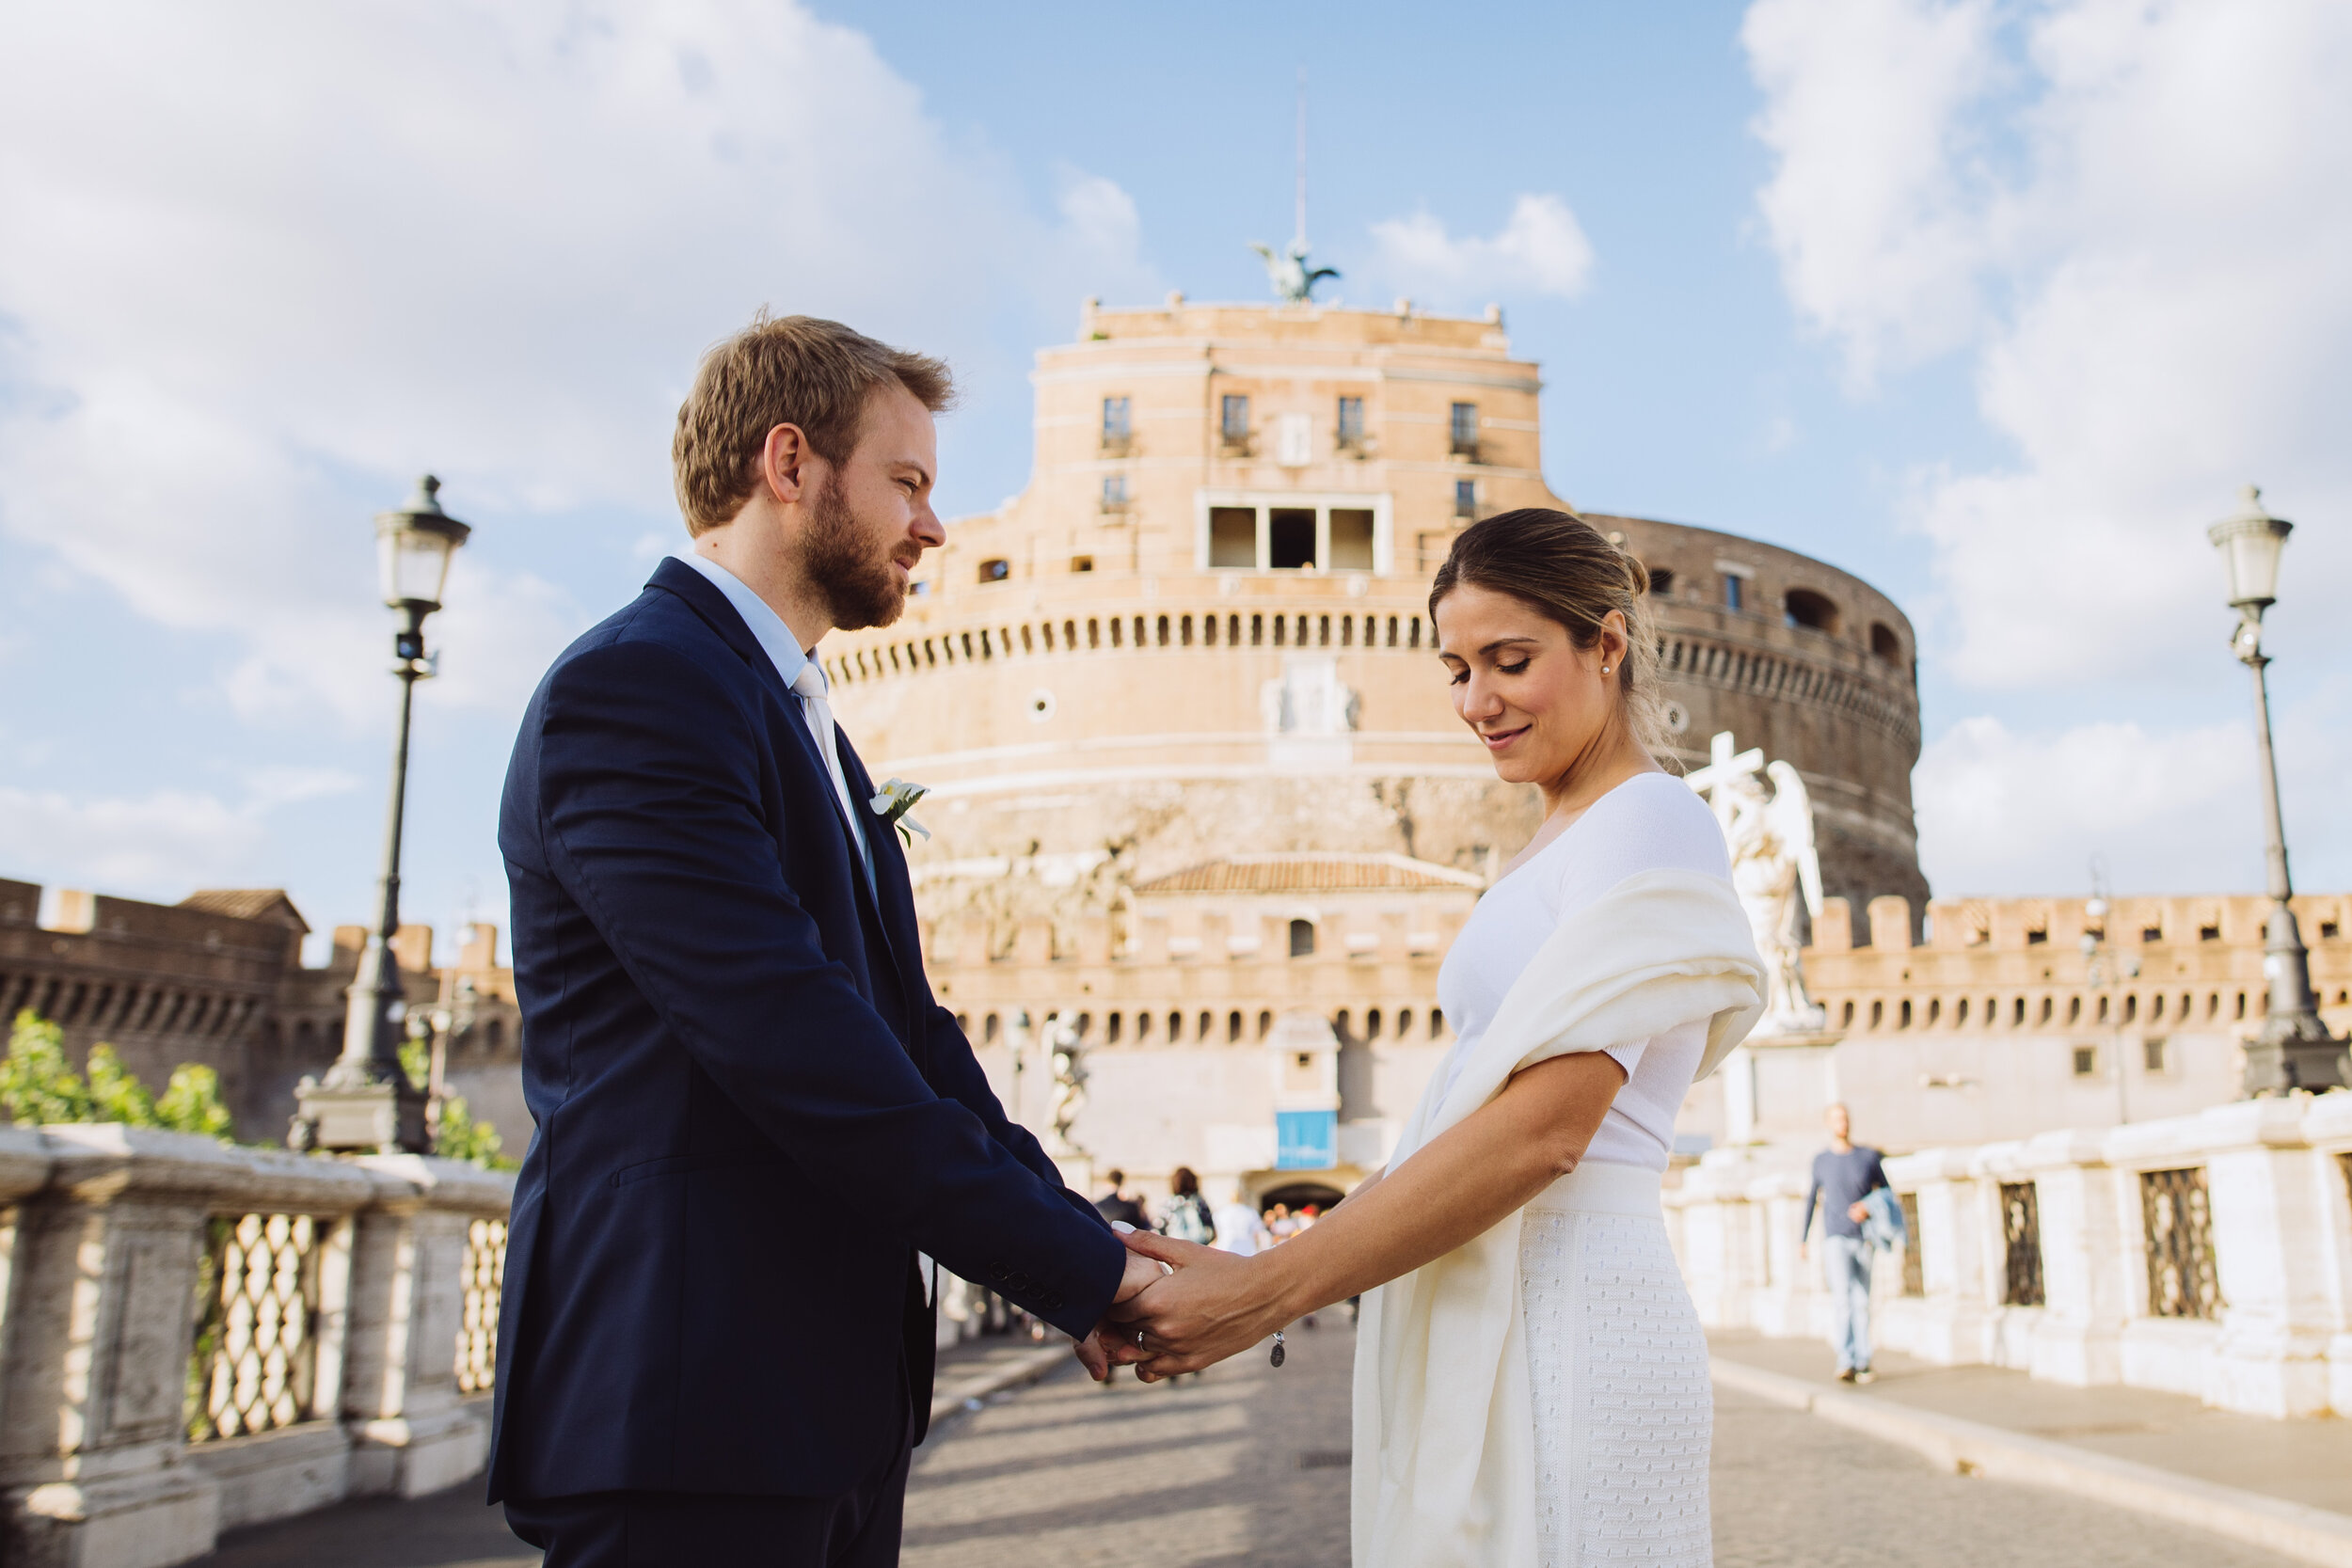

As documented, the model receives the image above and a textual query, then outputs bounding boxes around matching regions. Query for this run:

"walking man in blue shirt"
[1800,1102,1888,1383]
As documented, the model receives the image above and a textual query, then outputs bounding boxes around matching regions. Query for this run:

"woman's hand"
[1104,1231,1295,1381]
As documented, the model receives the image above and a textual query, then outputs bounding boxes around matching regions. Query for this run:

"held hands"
[1073,1239,1176,1382]
[1103,1231,1293,1383]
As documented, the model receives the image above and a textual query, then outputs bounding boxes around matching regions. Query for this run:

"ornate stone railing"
[0,1125,513,1568]
[1664,1094,2352,1419]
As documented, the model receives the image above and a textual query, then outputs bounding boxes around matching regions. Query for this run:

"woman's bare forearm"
[1254,1051,1625,1319]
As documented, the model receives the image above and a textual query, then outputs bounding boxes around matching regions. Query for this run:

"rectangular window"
[1269,508,1317,570]
[2144,1037,2169,1072]
[1099,473,1129,510]
[1220,394,1250,441]
[1209,506,1257,568]
[1454,479,1476,518]
[1337,395,1365,448]
[2072,1044,2098,1076]
[1450,402,1479,456]
[1724,574,1744,611]
[1329,509,1375,571]
[1101,395,1131,438]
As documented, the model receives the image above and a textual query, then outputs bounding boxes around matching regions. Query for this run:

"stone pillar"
[342,1156,511,1497]
[0,1128,369,1568]
[2192,1101,2338,1417]
[1886,1148,1995,1364]
[2011,1130,2130,1386]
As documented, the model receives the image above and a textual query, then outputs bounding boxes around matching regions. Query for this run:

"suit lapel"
[835,733,929,1049]
[645,561,900,1013]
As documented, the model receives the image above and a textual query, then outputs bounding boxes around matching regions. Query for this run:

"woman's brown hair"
[1170,1165,1200,1197]
[1428,508,1668,756]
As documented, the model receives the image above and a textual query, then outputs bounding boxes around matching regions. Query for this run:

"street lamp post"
[2080,895,2139,1125]
[292,475,471,1152]
[2206,485,2346,1096]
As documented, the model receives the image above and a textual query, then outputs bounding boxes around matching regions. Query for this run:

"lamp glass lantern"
[375,475,472,611]
[2206,484,2292,610]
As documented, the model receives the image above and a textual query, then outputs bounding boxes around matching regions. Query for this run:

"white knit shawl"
[1350,868,1764,1568]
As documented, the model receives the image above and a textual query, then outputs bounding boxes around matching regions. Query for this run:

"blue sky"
[1,0,2346,962]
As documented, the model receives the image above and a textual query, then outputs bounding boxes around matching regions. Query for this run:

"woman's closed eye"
[1447,657,1531,686]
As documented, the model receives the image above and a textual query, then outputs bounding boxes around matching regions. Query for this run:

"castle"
[6,296,2343,1187]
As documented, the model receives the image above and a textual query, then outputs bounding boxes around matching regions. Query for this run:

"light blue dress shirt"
[670,549,873,885]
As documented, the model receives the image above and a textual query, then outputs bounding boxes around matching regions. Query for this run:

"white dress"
[1433,773,1726,1567]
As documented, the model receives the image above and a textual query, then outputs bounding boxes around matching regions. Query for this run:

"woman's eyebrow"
[1477,636,1542,656]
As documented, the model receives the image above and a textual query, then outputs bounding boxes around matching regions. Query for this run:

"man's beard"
[797,473,909,632]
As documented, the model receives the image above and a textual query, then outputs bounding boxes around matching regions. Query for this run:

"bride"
[1109,509,1763,1567]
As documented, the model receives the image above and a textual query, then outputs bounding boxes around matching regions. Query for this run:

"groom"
[488,313,1157,1565]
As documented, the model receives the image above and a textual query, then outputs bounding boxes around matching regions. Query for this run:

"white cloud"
[1747,0,2352,687]
[0,1,1157,726]
[0,789,262,895]
[1915,715,2253,895]
[1368,195,1596,307]
[1744,0,2002,388]
[0,766,359,899]
[1746,0,2352,890]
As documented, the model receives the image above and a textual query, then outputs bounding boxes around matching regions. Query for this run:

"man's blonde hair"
[671,311,955,536]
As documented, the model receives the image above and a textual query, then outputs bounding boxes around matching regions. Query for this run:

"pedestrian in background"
[1094,1168,1149,1230]
[1211,1189,1270,1258]
[1800,1102,1890,1384]
[1156,1166,1216,1245]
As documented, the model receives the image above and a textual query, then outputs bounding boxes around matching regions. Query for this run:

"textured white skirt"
[1518,1162,1712,1567]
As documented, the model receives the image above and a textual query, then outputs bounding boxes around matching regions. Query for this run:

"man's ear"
[759,422,811,505]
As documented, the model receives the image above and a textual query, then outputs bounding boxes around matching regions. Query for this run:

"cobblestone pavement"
[910,1318,2311,1568]
[188,1317,2312,1567]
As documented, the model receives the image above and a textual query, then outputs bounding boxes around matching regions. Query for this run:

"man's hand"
[1105,1231,1292,1383]
[1847,1199,1871,1224]
[1074,1243,1174,1382]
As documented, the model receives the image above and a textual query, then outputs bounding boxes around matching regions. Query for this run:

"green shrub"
[3,1009,235,1140]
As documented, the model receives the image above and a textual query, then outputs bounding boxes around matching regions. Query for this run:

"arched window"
[1366,1007,1383,1038]
[1869,1000,1883,1028]
[1783,589,1840,634]
[1107,1013,1122,1043]
[978,558,1009,583]
[1257,1009,1273,1040]
[1334,1008,1352,1038]
[1647,566,1676,597]
[1429,1009,1445,1039]
[1199,1011,1212,1040]
[1228,1011,1243,1042]
[1289,919,1315,958]
[983,1013,1000,1043]
[1397,1008,1414,1037]
[1869,622,1902,662]
[1168,1010,1183,1040]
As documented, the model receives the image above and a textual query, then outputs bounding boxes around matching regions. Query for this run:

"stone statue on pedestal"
[1722,760,1829,1037]
[1044,1013,1088,1158]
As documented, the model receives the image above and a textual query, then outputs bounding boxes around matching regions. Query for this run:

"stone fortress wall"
[818,295,1934,1199]
[1694,890,2352,1159]
[10,302,2339,1192]
[0,878,524,1147]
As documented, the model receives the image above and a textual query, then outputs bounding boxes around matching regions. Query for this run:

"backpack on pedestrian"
[1157,1191,1216,1246]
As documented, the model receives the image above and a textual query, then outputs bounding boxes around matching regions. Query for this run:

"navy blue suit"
[489,558,1123,1505]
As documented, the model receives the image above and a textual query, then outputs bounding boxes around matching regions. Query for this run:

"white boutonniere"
[868,777,931,846]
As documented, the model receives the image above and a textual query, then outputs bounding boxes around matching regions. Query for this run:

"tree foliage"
[3,1010,235,1140]
[399,1024,515,1169]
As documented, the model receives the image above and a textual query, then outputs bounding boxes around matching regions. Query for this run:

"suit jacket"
[487,557,1123,1502]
